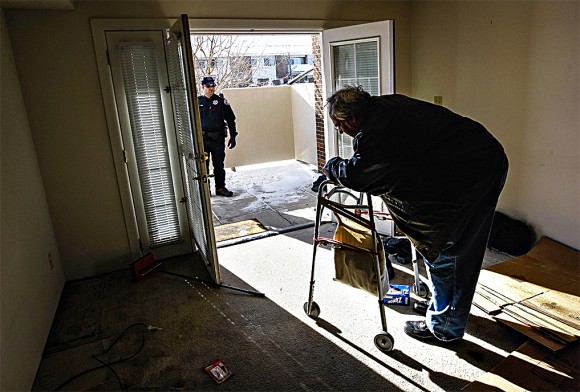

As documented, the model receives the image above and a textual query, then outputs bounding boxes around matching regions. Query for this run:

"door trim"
[90,17,384,261]
[321,20,394,159]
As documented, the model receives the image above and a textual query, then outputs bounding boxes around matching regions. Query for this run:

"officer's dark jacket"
[197,94,237,137]
[325,94,508,262]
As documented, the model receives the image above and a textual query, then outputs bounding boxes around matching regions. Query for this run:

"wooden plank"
[477,269,548,305]
[508,303,578,343]
[486,259,576,293]
[493,312,566,352]
[556,280,580,296]
[464,340,579,391]
[473,289,502,315]
[521,289,580,332]
[477,237,580,351]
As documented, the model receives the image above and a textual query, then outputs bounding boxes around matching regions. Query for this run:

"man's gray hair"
[326,85,371,121]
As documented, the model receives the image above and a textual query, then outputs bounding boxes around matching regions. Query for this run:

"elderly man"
[324,86,508,343]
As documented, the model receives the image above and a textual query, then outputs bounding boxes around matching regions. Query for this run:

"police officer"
[198,76,238,197]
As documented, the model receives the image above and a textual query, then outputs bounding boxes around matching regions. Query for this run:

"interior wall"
[411,0,579,249]
[0,9,65,391]
[4,0,411,280]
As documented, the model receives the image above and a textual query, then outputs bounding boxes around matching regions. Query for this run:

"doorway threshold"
[210,159,321,236]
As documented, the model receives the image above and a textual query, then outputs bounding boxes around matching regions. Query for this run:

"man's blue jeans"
[424,167,507,341]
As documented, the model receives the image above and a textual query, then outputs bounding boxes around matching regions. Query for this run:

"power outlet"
[434,96,443,106]
[48,252,54,270]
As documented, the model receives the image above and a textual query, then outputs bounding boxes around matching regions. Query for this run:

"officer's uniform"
[198,80,237,195]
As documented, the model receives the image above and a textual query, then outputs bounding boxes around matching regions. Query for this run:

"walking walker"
[304,180,430,353]
[304,180,395,352]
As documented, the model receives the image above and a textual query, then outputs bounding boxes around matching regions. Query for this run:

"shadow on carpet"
[33,253,403,391]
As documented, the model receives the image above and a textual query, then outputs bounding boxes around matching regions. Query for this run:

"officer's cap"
[201,76,216,87]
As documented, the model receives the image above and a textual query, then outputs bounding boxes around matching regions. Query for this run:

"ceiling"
[0,0,74,10]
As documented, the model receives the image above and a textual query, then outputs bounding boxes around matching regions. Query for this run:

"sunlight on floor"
[217,230,518,392]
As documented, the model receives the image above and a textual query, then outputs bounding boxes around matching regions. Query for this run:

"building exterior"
[192,34,314,89]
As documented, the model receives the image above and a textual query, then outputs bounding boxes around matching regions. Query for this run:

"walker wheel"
[303,301,321,319]
[413,282,429,298]
[374,332,394,352]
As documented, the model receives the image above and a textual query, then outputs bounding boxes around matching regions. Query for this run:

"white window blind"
[333,39,379,158]
[120,44,182,247]
[166,32,210,260]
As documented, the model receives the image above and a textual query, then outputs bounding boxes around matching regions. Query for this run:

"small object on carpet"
[204,359,234,384]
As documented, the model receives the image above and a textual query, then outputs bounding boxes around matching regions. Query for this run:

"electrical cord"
[52,322,162,391]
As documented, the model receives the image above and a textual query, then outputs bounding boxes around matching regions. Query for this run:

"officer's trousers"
[203,136,226,190]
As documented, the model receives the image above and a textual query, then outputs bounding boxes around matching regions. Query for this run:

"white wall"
[411,0,579,249]
[0,9,65,391]
[291,83,317,165]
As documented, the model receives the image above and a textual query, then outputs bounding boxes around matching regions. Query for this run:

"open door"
[166,15,221,284]
[321,21,394,159]
[321,20,395,215]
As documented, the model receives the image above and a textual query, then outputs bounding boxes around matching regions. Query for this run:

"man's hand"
[227,137,236,149]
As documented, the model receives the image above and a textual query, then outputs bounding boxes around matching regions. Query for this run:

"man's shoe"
[404,320,436,340]
[413,300,429,316]
[215,187,233,197]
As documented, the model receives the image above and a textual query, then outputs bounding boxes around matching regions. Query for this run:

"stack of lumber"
[465,237,579,391]
[474,237,579,351]
[474,237,580,351]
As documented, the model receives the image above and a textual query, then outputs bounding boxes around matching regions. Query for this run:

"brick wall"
[312,35,325,173]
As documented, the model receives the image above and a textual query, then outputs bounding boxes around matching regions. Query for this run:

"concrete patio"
[210,159,321,232]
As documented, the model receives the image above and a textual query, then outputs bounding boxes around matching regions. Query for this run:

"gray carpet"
[34,253,407,391]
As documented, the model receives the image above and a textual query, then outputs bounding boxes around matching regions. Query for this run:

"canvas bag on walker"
[333,217,389,296]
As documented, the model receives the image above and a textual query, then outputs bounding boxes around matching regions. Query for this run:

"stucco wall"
[291,83,317,165]
[221,84,316,168]
[222,86,296,168]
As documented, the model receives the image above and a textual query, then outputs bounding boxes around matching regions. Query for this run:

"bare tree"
[191,35,265,92]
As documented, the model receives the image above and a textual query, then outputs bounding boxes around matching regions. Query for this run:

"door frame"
[91,18,391,260]
[92,19,175,259]
[105,30,195,260]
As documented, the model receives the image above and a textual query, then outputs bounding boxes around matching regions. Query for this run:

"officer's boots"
[216,187,234,197]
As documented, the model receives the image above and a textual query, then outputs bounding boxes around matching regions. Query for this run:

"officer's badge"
[212,100,219,105]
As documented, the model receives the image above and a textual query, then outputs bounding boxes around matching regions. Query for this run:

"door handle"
[192,174,214,182]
